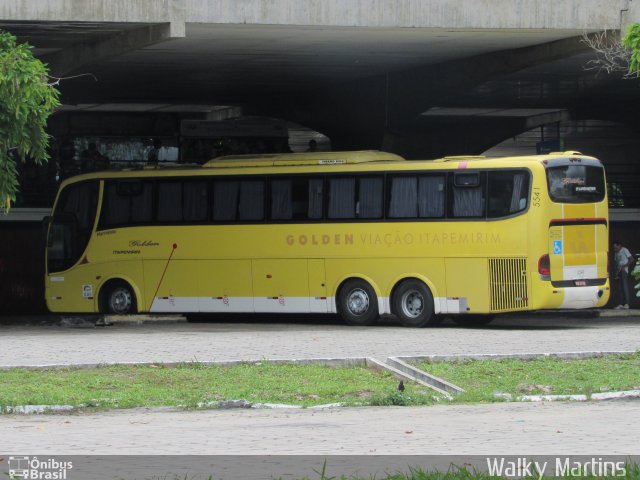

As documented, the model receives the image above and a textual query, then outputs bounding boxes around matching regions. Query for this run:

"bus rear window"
[546,165,605,203]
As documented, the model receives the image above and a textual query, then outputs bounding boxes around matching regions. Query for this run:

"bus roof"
[59,150,601,186]
[202,150,405,167]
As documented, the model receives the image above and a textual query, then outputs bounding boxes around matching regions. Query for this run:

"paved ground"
[1,400,638,455]
[0,313,638,368]
[0,312,638,478]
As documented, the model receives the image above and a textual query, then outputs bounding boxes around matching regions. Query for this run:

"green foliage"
[0,30,60,211]
[623,23,640,76]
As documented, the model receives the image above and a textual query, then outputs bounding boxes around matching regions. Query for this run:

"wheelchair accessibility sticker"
[553,240,563,255]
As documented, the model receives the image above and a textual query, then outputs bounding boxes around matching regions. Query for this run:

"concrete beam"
[42,23,178,77]
[0,0,628,30]
[387,35,595,124]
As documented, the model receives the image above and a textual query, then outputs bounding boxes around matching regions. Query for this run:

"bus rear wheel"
[337,279,379,326]
[102,281,137,315]
[392,279,436,328]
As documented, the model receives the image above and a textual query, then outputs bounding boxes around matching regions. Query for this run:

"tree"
[622,23,640,76]
[0,30,60,212]
[581,25,640,78]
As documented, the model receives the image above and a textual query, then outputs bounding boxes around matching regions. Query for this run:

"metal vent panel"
[489,258,528,312]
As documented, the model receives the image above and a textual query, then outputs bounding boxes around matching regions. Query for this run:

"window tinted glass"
[358,177,383,219]
[157,182,183,222]
[308,178,323,219]
[488,171,529,218]
[328,177,356,219]
[130,183,153,223]
[547,165,605,203]
[418,175,445,218]
[212,180,239,221]
[212,178,264,222]
[452,172,485,218]
[49,181,99,272]
[238,180,264,221]
[270,177,324,221]
[101,180,152,227]
[271,179,292,220]
[389,176,417,218]
[327,176,383,220]
[389,175,444,219]
[184,181,208,222]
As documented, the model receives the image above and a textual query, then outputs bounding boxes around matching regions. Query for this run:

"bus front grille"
[488,258,528,312]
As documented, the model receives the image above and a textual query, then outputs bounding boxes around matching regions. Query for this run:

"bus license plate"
[575,280,587,286]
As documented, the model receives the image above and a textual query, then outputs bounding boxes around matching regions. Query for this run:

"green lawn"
[416,353,640,402]
[1,353,638,412]
[0,362,440,410]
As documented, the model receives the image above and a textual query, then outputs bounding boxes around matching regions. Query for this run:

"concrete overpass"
[3,0,640,157]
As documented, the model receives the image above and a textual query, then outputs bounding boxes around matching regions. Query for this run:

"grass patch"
[2,353,638,412]
[0,362,442,411]
[416,353,640,403]
[120,463,640,479]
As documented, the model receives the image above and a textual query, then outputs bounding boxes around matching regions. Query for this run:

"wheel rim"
[401,289,424,318]
[109,287,132,314]
[347,288,370,316]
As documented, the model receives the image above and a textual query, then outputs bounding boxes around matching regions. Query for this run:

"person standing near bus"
[613,240,634,309]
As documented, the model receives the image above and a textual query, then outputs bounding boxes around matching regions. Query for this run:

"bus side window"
[157,181,183,222]
[328,177,356,219]
[418,175,445,218]
[388,176,418,218]
[212,180,239,221]
[270,179,292,220]
[183,181,208,222]
[487,171,529,218]
[452,172,485,218]
[101,180,152,227]
[357,176,383,219]
[238,180,264,221]
[388,174,444,219]
[308,178,323,219]
[212,178,264,222]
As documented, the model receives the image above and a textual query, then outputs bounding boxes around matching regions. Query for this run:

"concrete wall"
[0,0,632,30]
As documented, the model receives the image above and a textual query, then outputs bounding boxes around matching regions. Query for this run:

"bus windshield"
[546,164,605,203]
[47,181,99,273]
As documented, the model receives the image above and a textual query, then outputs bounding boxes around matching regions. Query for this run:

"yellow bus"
[45,150,609,327]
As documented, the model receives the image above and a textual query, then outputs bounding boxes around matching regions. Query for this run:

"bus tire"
[102,281,137,315]
[453,315,494,327]
[337,279,379,326]
[392,279,436,328]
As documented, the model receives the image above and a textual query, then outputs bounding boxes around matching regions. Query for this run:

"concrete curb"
[387,356,464,394]
[5,388,639,415]
[0,357,369,371]
[396,351,638,363]
[1,350,637,370]
[365,357,453,398]
[494,390,640,402]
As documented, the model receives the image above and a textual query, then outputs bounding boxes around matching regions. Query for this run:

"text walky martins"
[486,457,626,478]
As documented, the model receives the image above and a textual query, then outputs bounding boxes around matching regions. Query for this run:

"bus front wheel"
[102,281,137,315]
[337,279,379,326]
[392,279,437,328]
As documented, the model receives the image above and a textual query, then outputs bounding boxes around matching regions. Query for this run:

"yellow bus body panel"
[45,151,610,316]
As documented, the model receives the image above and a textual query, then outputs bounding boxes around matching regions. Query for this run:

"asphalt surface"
[0,312,638,368]
[0,311,638,472]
